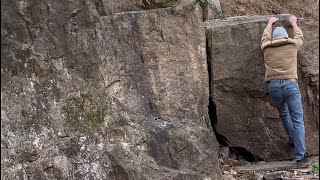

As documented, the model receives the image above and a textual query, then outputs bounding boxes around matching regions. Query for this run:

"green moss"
[312,162,319,172]
[80,93,93,103]
[165,0,179,8]
[22,118,37,130]
[141,0,180,9]
[86,108,105,124]
[20,110,38,130]
[16,49,31,61]
[65,106,80,127]
[64,93,105,134]
[21,109,29,118]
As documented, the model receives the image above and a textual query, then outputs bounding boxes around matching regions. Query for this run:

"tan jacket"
[261,25,304,82]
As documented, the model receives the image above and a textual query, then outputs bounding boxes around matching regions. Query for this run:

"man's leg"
[285,82,306,161]
[278,104,294,145]
[268,81,294,145]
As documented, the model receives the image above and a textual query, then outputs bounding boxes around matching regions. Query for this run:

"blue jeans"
[268,79,305,161]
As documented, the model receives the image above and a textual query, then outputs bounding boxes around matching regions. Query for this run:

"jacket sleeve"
[292,26,304,49]
[261,25,272,50]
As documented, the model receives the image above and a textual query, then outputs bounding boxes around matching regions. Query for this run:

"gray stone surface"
[84,0,193,15]
[263,171,291,180]
[203,0,222,20]
[237,160,308,172]
[1,1,222,179]
[224,156,319,180]
[205,15,319,161]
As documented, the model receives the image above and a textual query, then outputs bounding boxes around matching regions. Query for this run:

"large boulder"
[205,15,319,161]
[1,1,222,179]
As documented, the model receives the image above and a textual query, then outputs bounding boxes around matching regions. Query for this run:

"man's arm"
[290,16,304,49]
[261,17,279,50]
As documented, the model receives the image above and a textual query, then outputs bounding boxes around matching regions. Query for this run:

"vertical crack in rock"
[205,28,228,147]
[205,26,263,163]
[208,96,262,162]
[208,96,229,147]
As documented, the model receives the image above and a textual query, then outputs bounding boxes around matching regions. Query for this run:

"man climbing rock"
[261,15,309,165]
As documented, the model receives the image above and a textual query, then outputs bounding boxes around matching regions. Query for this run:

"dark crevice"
[230,147,262,162]
[208,96,262,162]
[208,96,230,147]
[206,30,263,163]
[206,29,229,146]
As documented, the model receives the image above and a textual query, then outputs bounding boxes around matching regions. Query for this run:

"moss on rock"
[64,93,105,134]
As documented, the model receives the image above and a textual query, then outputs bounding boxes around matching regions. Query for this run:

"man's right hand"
[268,17,279,24]
[267,17,279,27]
[289,15,298,27]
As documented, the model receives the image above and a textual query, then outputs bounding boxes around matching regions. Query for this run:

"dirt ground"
[222,156,319,180]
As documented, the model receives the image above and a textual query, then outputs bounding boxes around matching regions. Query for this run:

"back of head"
[272,27,288,39]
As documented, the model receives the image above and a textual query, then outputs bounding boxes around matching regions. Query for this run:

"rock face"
[205,15,319,161]
[1,1,222,179]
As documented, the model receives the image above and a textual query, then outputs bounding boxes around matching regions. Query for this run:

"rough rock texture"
[200,0,222,20]
[205,15,319,161]
[179,0,222,20]
[40,0,209,16]
[1,1,222,179]
[82,0,191,15]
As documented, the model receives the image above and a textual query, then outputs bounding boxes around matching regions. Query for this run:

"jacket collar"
[266,38,296,48]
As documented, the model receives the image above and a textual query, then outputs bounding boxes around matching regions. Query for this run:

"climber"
[260,15,309,166]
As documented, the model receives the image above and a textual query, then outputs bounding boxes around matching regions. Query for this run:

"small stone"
[293,167,312,174]
[240,172,261,180]
[226,158,239,166]
[263,171,290,180]
[137,143,148,151]
[223,174,237,180]
[219,146,230,161]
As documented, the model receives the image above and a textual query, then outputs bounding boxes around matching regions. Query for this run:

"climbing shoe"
[296,156,310,166]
